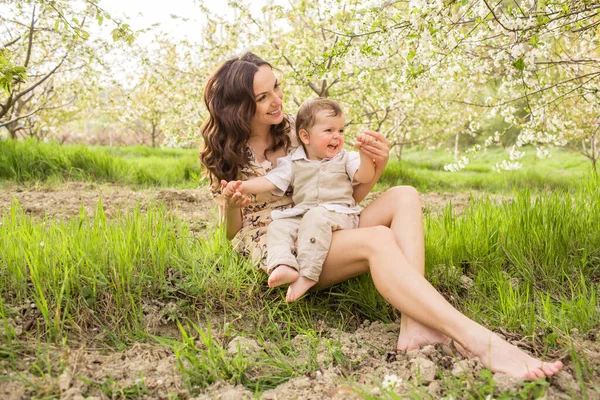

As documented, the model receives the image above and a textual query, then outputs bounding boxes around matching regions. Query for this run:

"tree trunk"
[151,124,156,147]
[454,132,460,160]
[397,143,404,162]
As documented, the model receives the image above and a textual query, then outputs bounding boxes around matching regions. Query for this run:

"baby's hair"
[296,97,343,135]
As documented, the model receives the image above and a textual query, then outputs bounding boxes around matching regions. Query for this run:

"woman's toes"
[533,368,546,379]
[541,365,554,376]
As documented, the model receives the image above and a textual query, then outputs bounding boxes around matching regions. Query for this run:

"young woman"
[199,52,563,380]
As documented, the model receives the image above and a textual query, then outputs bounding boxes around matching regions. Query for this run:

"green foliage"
[0,140,201,187]
[0,50,27,95]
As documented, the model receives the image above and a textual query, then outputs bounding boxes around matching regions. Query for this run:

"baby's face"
[303,110,345,160]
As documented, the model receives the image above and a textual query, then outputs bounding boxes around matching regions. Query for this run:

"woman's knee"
[365,226,397,253]
[388,185,421,210]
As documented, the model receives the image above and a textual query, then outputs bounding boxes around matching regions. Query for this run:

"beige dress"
[210,129,299,272]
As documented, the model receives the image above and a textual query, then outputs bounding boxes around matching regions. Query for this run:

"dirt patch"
[0,183,214,235]
[0,184,497,227]
[1,343,184,400]
[1,313,597,399]
[419,190,510,215]
[219,320,597,399]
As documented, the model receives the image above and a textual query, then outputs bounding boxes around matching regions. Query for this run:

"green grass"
[0,139,202,188]
[1,139,596,193]
[379,146,595,193]
[1,141,599,396]
[1,177,599,394]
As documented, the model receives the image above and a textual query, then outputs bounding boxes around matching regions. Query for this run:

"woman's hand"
[221,180,251,208]
[355,130,390,172]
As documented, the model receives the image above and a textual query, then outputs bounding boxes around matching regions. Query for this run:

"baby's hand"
[221,180,242,199]
[356,132,375,146]
[355,133,377,156]
[221,180,251,208]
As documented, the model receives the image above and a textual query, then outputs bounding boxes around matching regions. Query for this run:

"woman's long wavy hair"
[199,52,291,187]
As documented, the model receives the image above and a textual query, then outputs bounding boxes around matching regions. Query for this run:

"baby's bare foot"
[467,332,563,379]
[286,276,317,302]
[268,265,299,288]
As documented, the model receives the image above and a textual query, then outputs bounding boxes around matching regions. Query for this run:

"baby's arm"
[352,133,377,184]
[237,177,277,195]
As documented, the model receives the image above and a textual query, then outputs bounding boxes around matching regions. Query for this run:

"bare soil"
[0,184,596,399]
[0,182,494,225]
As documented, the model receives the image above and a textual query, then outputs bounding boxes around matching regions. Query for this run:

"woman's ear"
[299,129,310,146]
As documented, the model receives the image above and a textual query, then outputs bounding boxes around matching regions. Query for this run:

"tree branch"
[2,35,22,48]
[11,52,69,106]
[23,5,36,68]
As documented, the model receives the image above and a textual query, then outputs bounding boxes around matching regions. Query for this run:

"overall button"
[320,166,326,171]
[319,183,324,188]
[310,237,316,243]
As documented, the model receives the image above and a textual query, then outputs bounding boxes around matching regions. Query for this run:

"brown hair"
[296,97,343,143]
[199,52,291,186]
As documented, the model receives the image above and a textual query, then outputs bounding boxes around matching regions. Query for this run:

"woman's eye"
[257,95,266,102]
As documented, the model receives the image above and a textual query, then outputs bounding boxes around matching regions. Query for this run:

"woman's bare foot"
[268,265,299,288]
[466,331,563,379]
[286,276,317,302]
[397,319,449,351]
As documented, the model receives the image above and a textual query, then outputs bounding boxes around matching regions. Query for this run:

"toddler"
[223,98,376,301]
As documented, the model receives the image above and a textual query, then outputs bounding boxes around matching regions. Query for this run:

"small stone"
[369,386,381,396]
[493,373,520,393]
[293,377,311,389]
[427,381,442,397]
[226,336,260,355]
[62,387,84,400]
[451,360,472,377]
[510,277,521,290]
[552,371,579,393]
[220,388,244,400]
[410,357,437,383]
[58,371,72,392]
[419,345,436,358]
[459,275,474,290]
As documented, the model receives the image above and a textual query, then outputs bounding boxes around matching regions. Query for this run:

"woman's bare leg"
[359,186,448,350]
[317,226,563,379]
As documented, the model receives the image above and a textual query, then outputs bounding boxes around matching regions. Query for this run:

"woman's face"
[250,65,284,129]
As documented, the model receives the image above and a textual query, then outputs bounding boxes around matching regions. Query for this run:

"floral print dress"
[211,131,299,272]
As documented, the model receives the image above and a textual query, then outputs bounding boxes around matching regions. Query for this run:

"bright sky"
[99,0,272,44]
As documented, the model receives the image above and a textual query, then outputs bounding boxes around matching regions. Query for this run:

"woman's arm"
[218,180,251,240]
[352,131,390,203]
[219,204,243,240]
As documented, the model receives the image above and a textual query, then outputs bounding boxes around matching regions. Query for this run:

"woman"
[199,52,563,380]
